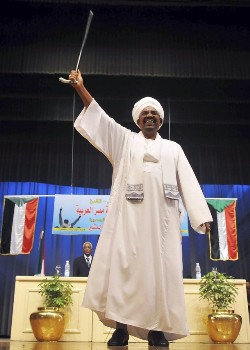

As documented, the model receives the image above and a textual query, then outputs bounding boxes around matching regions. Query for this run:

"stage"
[0,340,250,350]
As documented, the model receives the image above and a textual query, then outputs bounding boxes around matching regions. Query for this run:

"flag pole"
[206,198,238,200]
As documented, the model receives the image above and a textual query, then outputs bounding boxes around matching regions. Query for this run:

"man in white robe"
[68,70,212,347]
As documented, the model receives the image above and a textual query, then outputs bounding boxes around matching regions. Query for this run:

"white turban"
[132,97,164,129]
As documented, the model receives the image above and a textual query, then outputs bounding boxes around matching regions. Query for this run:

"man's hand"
[201,222,211,234]
[69,69,83,88]
[66,69,93,107]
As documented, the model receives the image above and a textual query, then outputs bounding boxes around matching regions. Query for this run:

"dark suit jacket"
[73,255,92,277]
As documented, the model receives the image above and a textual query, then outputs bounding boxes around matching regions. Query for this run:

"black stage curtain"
[1,119,250,187]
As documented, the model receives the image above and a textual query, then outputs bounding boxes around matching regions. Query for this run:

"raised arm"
[68,70,93,108]
[70,215,81,227]
[59,208,63,226]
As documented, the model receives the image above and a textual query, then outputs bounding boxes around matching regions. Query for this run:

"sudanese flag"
[207,199,238,261]
[0,197,39,255]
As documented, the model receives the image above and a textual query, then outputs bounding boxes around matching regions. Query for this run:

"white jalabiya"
[74,99,212,341]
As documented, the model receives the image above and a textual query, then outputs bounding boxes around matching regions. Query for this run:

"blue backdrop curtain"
[0,181,250,336]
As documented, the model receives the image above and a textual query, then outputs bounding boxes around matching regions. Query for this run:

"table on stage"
[11,276,250,343]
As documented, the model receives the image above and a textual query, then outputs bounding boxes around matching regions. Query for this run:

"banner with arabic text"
[52,195,109,235]
[52,194,189,236]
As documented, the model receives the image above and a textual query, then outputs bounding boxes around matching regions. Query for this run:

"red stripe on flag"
[22,198,39,254]
[225,201,238,260]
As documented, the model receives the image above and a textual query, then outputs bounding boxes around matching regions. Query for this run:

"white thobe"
[74,99,212,341]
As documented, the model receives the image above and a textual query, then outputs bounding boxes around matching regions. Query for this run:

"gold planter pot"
[207,309,242,344]
[30,307,65,342]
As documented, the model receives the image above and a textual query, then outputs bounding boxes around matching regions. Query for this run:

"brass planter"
[30,307,65,342]
[207,309,242,344]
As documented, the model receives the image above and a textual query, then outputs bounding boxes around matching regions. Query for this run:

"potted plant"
[38,274,73,308]
[199,270,242,344]
[30,274,73,341]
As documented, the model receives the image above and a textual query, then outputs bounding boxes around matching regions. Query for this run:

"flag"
[0,196,39,255]
[207,199,238,261]
[35,229,45,276]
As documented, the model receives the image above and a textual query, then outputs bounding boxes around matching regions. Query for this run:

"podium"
[11,276,250,343]
[11,276,91,342]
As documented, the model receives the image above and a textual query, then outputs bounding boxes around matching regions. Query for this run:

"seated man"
[73,241,93,277]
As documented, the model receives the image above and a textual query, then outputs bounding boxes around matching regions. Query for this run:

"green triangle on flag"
[206,199,235,213]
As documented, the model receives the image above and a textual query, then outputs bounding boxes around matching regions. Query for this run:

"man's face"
[137,107,162,139]
[83,243,92,256]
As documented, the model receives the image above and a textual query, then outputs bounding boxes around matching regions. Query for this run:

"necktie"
[86,257,91,268]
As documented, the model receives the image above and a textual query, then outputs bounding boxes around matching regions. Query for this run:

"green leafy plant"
[38,274,73,309]
[199,271,238,310]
